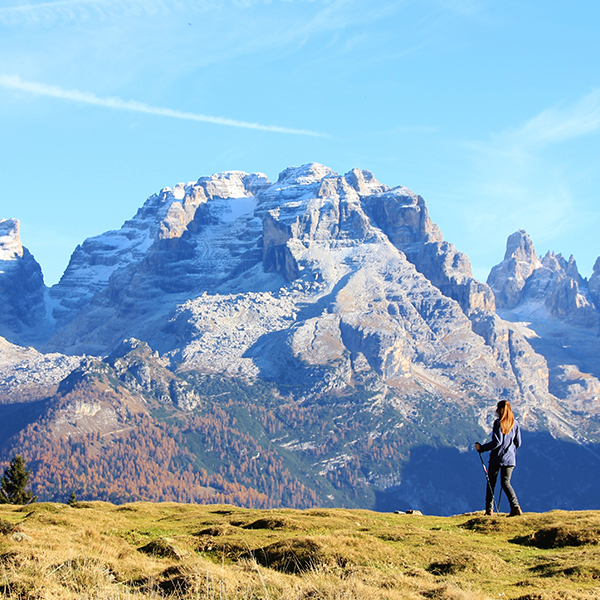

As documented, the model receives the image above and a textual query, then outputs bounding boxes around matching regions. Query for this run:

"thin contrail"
[0,75,326,137]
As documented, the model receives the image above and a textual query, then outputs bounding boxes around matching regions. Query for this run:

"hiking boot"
[509,506,523,517]
[485,508,493,516]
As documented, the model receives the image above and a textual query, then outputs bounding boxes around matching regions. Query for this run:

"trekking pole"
[478,451,499,514]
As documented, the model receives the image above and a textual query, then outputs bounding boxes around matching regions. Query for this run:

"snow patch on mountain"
[0,218,23,266]
[0,336,82,402]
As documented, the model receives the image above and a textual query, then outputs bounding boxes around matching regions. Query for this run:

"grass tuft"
[526,524,600,549]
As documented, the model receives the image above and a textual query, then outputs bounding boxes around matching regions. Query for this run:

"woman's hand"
[475,442,482,452]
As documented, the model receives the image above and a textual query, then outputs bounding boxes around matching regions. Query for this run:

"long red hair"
[496,400,515,434]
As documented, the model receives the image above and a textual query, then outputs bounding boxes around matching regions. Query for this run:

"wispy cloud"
[463,95,600,221]
[0,0,181,26]
[0,74,326,136]
[435,90,600,277]
[464,90,600,181]
[506,90,600,148]
[0,0,343,27]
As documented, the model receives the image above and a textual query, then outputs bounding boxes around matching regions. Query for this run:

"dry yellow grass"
[1,502,599,599]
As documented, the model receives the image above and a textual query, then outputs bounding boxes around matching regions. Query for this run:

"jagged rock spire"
[0,218,47,340]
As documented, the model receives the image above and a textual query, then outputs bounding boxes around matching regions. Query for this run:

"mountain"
[0,218,48,345]
[487,229,600,438]
[1,165,599,515]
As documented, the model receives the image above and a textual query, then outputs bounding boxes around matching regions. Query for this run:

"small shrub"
[0,518,22,535]
[254,538,327,574]
[138,537,187,559]
[243,517,293,530]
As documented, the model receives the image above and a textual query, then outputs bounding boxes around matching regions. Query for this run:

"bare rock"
[0,219,47,342]
[489,232,599,329]
[363,188,495,315]
[588,257,600,309]
[487,229,538,308]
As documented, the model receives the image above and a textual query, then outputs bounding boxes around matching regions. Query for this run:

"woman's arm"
[514,422,522,449]
[477,420,502,453]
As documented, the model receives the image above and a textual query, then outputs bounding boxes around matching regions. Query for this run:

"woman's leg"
[500,466,520,510]
[485,463,499,513]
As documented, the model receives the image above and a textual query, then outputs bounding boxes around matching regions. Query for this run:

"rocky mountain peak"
[0,218,24,263]
[487,229,539,309]
[196,170,270,199]
[489,231,599,328]
[504,229,537,263]
[589,256,600,308]
[343,168,389,196]
[275,163,337,186]
[0,218,47,341]
[540,252,584,285]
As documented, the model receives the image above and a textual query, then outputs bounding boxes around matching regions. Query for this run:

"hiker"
[475,400,523,516]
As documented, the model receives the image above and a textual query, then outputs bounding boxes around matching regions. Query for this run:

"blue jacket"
[479,418,521,467]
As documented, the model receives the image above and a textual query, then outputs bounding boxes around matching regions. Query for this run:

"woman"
[475,400,523,516]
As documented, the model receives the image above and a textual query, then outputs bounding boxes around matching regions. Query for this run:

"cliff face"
[488,229,599,327]
[487,229,600,435]
[487,229,538,309]
[0,218,48,344]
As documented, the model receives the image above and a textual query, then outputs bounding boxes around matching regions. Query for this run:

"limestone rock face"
[0,335,82,403]
[489,231,598,328]
[531,252,597,327]
[363,189,495,315]
[0,219,47,342]
[487,229,539,308]
[4,165,594,442]
[487,231,600,439]
[48,171,271,328]
[550,364,600,419]
[587,257,600,309]
[106,338,201,410]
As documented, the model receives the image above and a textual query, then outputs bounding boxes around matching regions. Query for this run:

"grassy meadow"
[1,502,599,599]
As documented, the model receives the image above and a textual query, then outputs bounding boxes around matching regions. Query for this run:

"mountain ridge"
[1,163,599,513]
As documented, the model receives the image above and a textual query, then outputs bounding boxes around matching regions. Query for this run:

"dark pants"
[485,464,520,512]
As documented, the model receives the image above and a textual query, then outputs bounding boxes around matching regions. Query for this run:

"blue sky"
[1,0,599,286]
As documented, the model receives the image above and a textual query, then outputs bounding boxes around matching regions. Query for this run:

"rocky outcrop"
[489,231,599,328]
[469,312,549,400]
[487,229,538,308]
[262,213,300,280]
[57,338,202,411]
[106,338,201,410]
[550,364,600,417]
[586,257,600,310]
[363,188,495,315]
[0,335,82,403]
[0,219,47,343]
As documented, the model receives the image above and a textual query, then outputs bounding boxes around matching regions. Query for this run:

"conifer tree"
[0,455,36,505]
